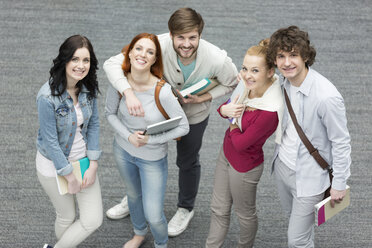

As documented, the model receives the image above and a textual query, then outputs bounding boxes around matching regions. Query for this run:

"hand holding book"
[314,185,350,226]
[81,160,98,189]
[222,79,247,130]
[178,91,212,104]
[56,157,90,195]
[330,187,348,208]
[63,172,82,194]
[179,78,218,98]
[220,94,245,119]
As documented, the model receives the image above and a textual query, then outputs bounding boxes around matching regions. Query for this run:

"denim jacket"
[36,81,101,176]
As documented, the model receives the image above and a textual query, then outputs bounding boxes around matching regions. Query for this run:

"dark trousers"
[176,116,209,211]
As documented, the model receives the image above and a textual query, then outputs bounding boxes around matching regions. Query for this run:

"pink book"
[314,185,350,226]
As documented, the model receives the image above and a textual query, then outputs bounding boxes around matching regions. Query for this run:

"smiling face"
[275,49,308,86]
[65,47,90,85]
[240,54,274,97]
[170,29,200,64]
[128,38,157,72]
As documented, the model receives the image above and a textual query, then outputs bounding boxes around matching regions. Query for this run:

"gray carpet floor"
[1,0,371,247]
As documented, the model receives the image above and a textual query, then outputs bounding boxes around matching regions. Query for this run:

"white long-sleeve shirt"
[272,68,351,197]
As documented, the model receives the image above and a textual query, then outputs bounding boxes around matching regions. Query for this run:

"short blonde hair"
[246,38,274,69]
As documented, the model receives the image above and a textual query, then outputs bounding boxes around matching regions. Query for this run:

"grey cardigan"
[105,83,189,161]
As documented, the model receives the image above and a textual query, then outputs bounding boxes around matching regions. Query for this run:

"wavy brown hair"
[49,35,99,98]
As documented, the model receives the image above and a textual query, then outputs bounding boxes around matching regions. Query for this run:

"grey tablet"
[144,116,182,135]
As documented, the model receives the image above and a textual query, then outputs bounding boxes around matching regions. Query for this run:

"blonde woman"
[206,39,284,248]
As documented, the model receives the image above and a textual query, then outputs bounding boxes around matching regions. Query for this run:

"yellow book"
[314,185,350,226]
[55,158,90,195]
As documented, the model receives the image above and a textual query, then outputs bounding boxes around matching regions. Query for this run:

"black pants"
[176,116,209,211]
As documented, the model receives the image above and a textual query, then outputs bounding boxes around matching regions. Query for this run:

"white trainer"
[168,208,194,237]
[106,195,130,220]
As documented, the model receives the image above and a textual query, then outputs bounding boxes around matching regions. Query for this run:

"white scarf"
[241,74,284,144]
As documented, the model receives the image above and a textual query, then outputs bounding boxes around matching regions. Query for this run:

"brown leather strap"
[155,80,181,141]
[283,88,331,172]
[118,80,170,120]
[155,79,170,120]
[119,79,181,140]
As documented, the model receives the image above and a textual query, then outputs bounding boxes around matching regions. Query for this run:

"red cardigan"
[217,103,279,173]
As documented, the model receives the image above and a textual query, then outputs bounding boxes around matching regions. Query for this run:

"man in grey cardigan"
[104,7,238,237]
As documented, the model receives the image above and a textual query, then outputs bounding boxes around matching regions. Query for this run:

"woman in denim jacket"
[36,35,102,248]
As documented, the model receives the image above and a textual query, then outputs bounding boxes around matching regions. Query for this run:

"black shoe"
[43,244,53,248]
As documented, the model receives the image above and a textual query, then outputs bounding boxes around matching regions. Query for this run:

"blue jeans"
[113,140,168,248]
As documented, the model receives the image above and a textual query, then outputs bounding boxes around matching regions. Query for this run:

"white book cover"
[144,116,182,135]
[180,78,216,97]
[227,80,247,130]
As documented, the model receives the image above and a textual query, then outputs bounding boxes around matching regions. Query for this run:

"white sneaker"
[106,195,130,220]
[168,208,194,237]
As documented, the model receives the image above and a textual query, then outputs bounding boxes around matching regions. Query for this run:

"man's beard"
[173,44,198,59]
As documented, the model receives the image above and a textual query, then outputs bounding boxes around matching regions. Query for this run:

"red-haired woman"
[105,33,189,248]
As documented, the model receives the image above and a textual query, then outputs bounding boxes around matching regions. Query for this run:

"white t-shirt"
[278,85,301,170]
[36,102,87,177]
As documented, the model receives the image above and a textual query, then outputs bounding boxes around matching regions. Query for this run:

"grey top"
[105,82,189,161]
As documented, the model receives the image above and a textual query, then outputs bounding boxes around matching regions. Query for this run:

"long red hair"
[121,33,163,79]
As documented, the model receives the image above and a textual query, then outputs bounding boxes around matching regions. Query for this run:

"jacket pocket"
[55,105,69,128]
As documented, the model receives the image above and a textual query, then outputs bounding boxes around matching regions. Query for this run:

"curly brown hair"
[267,26,316,68]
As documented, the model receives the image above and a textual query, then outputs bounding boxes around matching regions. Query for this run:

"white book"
[227,80,248,129]
[179,78,218,97]
[144,116,182,135]
[314,185,350,226]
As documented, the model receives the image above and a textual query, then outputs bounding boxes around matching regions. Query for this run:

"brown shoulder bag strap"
[155,79,170,120]
[117,80,170,120]
[118,79,172,120]
[283,88,332,173]
[155,79,181,141]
